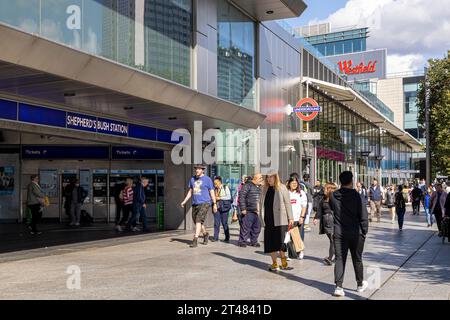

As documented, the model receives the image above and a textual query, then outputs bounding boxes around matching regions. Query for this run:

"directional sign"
[297,132,321,140]
[294,98,321,122]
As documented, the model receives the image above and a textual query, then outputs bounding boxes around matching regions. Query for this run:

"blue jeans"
[425,208,434,226]
[214,211,230,241]
[397,207,406,230]
[127,203,148,231]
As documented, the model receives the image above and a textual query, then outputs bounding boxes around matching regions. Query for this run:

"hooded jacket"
[329,188,369,237]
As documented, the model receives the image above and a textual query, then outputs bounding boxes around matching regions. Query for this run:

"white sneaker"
[75,222,80,227]
[116,225,123,232]
[286,256,292,261]
[298,251,304,260]
[132,227,139,232]
[357,280,369,293]
[333,287,345,297]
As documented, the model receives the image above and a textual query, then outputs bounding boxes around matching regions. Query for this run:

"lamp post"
[424,66,431,185]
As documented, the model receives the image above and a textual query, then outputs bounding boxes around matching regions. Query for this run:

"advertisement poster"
[0,167,14,196]
[39,169,58,198]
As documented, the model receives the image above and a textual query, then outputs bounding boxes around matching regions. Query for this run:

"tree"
[417,52,450,178]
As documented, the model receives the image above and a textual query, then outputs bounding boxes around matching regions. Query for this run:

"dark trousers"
[115,202,123,225]
[326,233,335,260]
[127,203,148,231]
[239,212,261,245]
[120,204,133,225]
[397,207,406,229]
[28,204,42,233]
[435,211,443,232]
[412,201,421,215]
[214,211,230,241]
[334,234,365,288]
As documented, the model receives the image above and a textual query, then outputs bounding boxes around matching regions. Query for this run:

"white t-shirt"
[289,190,308,221]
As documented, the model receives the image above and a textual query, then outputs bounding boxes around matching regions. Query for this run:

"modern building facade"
[0,0,420,231]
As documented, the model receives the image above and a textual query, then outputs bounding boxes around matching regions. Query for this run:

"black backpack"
[395,192,405,209]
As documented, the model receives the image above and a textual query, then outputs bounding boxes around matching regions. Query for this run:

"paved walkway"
[0,207,448,300]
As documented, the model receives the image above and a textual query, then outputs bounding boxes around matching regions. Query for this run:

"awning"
[301,77,423,152]
[230,0,307,21]
[0,23,266,131]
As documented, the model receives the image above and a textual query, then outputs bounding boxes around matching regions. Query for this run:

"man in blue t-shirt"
[181,164,217,248]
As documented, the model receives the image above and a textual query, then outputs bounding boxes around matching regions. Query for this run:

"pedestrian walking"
[233,175,249,227]
[385,185,396,224]
[313,183,337,266]
[127,177,150,233]
[312,180,324,214]
[298,173,314,231]
[423,191,433,227]
[411,184,423,215]
[430,183,448,237]
[213,176,232,242]
[181,164,217,247]
[116,178,134,232]
[329,171,369,297]
[238,173,263,247]
[260,172,294,271]
[26,175,45,235]
[287,177,307,260]
[66,179,87,227]
[114,179,126,227]
[368,179,384,222]
[394,185,408,231]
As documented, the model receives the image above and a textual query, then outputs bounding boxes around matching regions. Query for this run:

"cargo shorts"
[192,203,210,224]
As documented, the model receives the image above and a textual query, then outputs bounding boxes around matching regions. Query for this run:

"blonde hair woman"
[260,172,294,271]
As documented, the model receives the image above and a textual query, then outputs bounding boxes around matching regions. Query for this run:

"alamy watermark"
[170,121,281,173]
[66,265,81,290]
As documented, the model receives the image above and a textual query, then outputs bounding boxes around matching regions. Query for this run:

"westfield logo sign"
[338,60,377,75]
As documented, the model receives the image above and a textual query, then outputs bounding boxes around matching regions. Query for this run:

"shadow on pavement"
[212,252,364,300]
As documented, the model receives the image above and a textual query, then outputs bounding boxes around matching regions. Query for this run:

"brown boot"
[203,232,209,245]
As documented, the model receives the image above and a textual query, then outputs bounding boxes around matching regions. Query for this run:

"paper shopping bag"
[290,226,305,252]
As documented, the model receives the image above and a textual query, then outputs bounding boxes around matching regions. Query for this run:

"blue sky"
[283,0,348,27]
[279,0,450,74]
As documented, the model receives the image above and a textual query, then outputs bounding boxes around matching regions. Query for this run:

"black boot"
[190,237,198,248]
[203,232,209,245]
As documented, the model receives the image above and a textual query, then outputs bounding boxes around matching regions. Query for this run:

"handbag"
[43,196,50,207]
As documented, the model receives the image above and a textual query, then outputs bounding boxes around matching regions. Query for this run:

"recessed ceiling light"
[266,10,274,14]
[168,117,177,120]
[124,106,134,110]
[64,92,76,97]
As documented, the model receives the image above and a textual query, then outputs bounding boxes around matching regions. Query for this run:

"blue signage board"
[66,112,98,133]
[0,99,18,120]
[19,103,66,128]
[157,129,176,144]
[97,118,129,137]
[111,147,164,160]
[128,124,157,141]
[22,146,110,160]
[2,98,177,145]
[293,106,322,113]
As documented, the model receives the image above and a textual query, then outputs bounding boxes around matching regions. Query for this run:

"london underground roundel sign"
[294,98,321,122]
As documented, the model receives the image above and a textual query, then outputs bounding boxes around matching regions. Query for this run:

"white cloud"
[386,54,426,75]
[312,0,450,72]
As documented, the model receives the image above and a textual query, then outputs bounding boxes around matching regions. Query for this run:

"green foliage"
[417,52,450,177]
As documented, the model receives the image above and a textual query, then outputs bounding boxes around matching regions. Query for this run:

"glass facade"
[307,88,412,186]
[217,0,256,109]
[306,28,368,57]
[0,0,192,86]
[404,82,423,139]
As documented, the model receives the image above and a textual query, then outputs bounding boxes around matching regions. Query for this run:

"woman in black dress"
[260,172,294,271]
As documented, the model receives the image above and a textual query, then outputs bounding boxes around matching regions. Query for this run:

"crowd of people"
[179,164,450,297]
